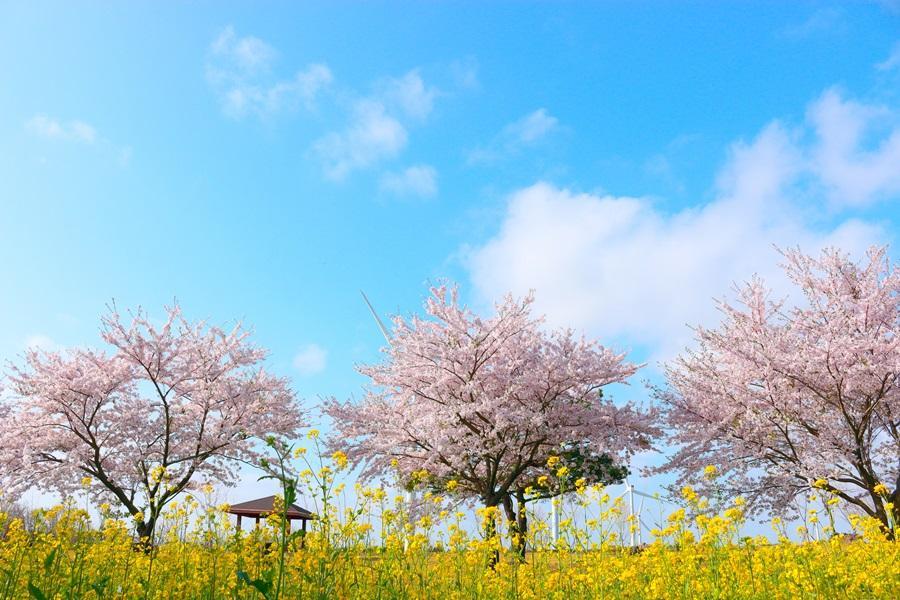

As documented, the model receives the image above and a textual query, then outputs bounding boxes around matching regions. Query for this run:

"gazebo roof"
[227,495,316,520]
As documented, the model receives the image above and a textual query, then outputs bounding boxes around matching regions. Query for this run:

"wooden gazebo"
[228,495,316,533]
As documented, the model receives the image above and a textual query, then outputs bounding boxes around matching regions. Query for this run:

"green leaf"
[284,482,297,507]
[90,576,110,597]
[43,547,57,573]
[27,582,47,600]
[236,570,272,599]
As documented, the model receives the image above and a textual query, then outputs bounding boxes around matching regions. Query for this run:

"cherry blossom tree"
[656,247,900,535]
[2,304,303,540]
[326,286,658,552]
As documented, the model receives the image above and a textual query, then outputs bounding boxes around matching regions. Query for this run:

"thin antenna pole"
[551,497,560,543]
[627,479,636,548]
[360,290,392,343]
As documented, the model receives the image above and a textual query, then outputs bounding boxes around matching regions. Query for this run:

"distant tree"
[656,247,900,536]
[326,286,658,555]
[2,304,303,540]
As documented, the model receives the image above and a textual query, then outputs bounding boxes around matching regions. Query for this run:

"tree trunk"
[516,489,528,558]
[135,517,157,552]
[502,494,527,560]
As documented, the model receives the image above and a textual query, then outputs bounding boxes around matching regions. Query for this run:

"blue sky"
[2,2,900,509]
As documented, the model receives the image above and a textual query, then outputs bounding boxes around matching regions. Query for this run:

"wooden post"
[237,515,242,531]
[300,518,307,549]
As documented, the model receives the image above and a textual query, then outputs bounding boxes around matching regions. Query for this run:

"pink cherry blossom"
[656,246,899,534]
[326,285,658,532]
[2,303,303,539]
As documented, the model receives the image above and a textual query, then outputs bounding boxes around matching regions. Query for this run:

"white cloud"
[292,344,327,376]
[210,26,277,73]
[378,70,438,121]
[466,93,890,360]
[207,26,332,119]
[808,88,900,206]
[450,57,479,90]
[379,165,438,198]
[780,7,846,39]
[312,69,439,180]
[876,42,900,71]
[511,109,559,144]
[468,108,560,164]
[313,100,408,180]
[25,115,97,143]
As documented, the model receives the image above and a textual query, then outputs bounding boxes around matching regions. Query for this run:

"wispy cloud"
[25,115,97,143]
[376,70,439,121]
[379,165,438,199]
[876,42,900,71]
[206,26,332,120]
[292,343,327,376]
[313,100,408,180]
[312,70,438,180]
[450,57,480,91]
[24,334,60,353]
[25,114,131,165]
[779,7,846,40]
[467,108,560,164]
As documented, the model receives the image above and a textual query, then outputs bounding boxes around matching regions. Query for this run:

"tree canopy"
[2,304,304,539]
[326,286,658,552]
[656,247,900,534]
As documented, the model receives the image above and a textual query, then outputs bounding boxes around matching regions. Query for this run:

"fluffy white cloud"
[25,115,97,143]
[292,344,327,376]
[207,26,332,119]
[809,89,900,206]
[468,108,560,164]
[466,90,891,359]
[379,165,438,198]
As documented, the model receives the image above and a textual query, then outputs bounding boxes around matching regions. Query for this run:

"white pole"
[626,480,636,548]
[404,489,414,551]
[637,497,645,546]
[551,497,560,543]
[360,290,392,343]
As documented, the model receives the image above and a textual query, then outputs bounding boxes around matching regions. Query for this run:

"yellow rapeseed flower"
[331,450,349,470]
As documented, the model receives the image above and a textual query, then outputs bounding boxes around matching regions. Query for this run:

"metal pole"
[551,497,560,542]
[361,290,392,343]
[637,497,645,546]
[626,480,636,548]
